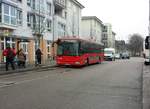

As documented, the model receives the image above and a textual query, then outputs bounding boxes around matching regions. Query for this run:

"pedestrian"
[3,46,16,71]
[12,46,17,65]
[35,48,43,66]
[17,48,26,68]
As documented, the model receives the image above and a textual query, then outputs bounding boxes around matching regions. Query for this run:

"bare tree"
[128,33,144,56]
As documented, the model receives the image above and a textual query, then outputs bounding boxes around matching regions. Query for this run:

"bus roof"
[57,37,104,46]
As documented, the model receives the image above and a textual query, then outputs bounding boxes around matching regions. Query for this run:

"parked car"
[144,56,150,65]
[104,48,115,61]
[121,52,130,59]
[115,53,121,59]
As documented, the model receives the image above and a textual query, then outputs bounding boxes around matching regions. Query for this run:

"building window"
[27,13,31,26]
[3,4,17,25]
[58,23,65,36]
[36,0,45,13]
[17,10,22,25]
[32,15,45,32]
[47,41,51,59]
[65,12,67,19]
[47,20,51,32]
[47,3,51,16]
[32,0,36,9]
[4,4,9,24]
[27,0,31,6]
[11,7,16,25]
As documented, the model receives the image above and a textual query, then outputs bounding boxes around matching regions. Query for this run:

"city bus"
[56,38,104,66]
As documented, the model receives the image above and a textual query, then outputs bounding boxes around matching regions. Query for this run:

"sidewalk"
[142,64,150,109]
[0,60,56,75]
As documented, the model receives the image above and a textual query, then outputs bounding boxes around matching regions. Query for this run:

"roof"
[112,31,116,35]
[82,16,103,24]
[71,0,85,9]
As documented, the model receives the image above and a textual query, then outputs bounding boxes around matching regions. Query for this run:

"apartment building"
[0,0,84,64]
[81,16,104,44]
[54,0,84,40]
[112,31,116,48]
[102,23,116,48]
[65,0,84,37]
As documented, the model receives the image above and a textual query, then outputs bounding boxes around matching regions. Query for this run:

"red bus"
[56,38,104,66]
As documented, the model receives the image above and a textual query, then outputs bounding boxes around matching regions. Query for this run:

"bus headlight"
[75,62,80,64]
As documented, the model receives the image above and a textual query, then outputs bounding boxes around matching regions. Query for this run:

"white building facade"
[54,0,84,40]
[81,16,104,44]
[102,23,116,48]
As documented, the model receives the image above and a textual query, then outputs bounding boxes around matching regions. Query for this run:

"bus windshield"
[105,51,113,54]
[57,41,79,56]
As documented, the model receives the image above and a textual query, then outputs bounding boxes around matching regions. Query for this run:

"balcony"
[1,0,18,6]
[54,0,66,11]
[0,24,17,30]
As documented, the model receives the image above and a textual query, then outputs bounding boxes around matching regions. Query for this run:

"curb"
[0,64,57,76]
[142,64,150,109]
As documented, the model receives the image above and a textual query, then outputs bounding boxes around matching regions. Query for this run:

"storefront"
[0,30,53,64]
[0,29,32,63]
[0,29,16,62]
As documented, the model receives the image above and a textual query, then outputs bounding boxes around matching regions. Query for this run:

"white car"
[115,53,121,59]
[144,57,150,65]
[104,48,115,61]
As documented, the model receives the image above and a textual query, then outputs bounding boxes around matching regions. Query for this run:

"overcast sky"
[78,0,149,41]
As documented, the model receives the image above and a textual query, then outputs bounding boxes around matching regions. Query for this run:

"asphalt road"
[0,57,143,109]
